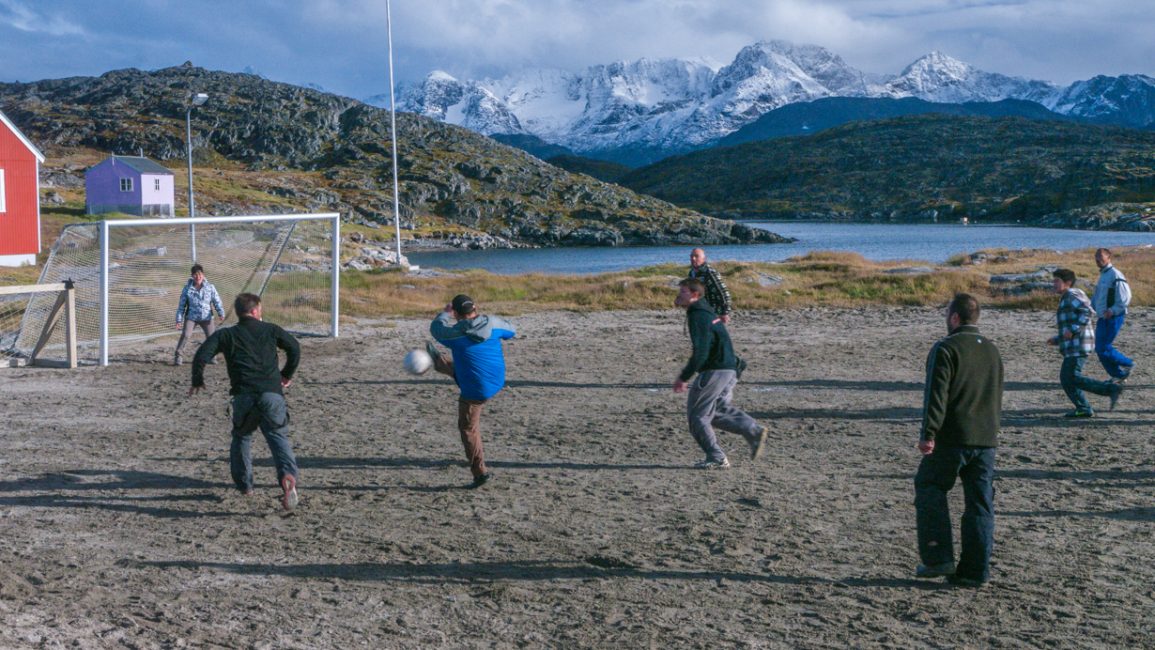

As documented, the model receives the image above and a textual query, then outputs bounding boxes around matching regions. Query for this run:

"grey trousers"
[175,319,215,358]
[687,369,759,462]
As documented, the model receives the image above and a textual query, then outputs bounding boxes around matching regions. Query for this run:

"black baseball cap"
[451,294,475,314]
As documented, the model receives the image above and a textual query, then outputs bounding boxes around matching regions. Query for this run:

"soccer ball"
[403,348,433,375]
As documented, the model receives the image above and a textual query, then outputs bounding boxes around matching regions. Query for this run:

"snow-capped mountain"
[877,51,1057,104]
[1046,74,1155,127]
[382,40,1155,164]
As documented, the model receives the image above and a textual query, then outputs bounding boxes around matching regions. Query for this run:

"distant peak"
[428,70,458,82]
[910,51,968,67]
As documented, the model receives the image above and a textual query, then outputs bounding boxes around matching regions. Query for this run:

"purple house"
[85,155,175,217]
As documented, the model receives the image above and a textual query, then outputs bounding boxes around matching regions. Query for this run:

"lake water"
[406,222,1155,275]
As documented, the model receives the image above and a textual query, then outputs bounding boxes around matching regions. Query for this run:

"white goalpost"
[20,213,340,366]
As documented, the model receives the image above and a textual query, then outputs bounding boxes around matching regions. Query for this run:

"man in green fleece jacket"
[673,278,767,469]
[914,293,1003,587]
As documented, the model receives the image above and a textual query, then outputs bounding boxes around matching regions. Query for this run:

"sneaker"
[1063,409,1094,418]
[748,426,768,461]
[693,457,731,470]
[469,473,491,489]
[425,340,442,361]
[915,562,955,579]
[1109,384,1123,411]
[947,574,987,588]
[281,474,299,511]
[172,354,183,366]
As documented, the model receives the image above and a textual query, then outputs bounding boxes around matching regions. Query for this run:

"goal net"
[15,213,340,365]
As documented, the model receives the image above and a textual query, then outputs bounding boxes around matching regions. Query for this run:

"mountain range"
[0,64,784,249]
[387,40,1155,166]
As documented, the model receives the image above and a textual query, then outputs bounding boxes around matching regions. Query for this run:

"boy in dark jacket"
[673,278,766,469]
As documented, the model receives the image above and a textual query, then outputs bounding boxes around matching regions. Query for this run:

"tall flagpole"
[386,0,404,268]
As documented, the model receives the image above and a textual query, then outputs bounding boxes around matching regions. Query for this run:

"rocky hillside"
[619,114,1155,227]
[0,64,787,249]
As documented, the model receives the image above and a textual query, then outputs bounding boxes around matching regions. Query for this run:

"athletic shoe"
[281,474,299,511]
[1063,409,1094,418]
[915,562,955,579]
[1109,384,1123,411]
[694,458,731,469]
[425,340,443,360]
[749,426,768,461]
[172,354,182,366]
[1111,366,1133,384]
[470,473,491,489]
[947,574,987,588]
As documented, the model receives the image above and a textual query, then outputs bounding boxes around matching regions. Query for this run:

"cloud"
[0,0,1151,97]
[0,0,86,36]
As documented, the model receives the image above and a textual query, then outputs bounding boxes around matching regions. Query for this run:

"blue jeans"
[1060,356,1117,412]
[1095,315,1133,379]
[915,446,996,582]
[230,392,298,492]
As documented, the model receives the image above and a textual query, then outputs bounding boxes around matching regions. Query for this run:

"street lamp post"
[186,92,208,261]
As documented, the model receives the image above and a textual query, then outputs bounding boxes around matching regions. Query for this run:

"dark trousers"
[433,353,489,478]
[229,392,298,492]
[915,446,996,582]
[1060,355,1116,412]
[1094,315,1133,379]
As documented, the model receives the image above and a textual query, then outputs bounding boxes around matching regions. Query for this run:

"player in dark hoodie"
[673,278,767,469]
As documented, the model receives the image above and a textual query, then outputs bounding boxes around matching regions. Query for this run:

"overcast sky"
[2,0,1152,100]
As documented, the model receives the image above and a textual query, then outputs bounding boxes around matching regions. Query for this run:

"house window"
[120,178,133,192]
[0,169,6,213]
[154,178,161,191]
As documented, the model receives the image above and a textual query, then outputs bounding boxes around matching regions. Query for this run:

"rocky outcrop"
[1037,203,1155,231]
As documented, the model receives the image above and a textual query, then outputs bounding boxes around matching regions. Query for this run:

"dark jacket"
[679,300,739,382]
[920,324,1003,447]
[192,316,300,395]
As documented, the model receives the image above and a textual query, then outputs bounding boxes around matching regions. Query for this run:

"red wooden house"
[0,109,46,267]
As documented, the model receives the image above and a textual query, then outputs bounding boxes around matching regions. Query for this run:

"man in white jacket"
[1092,248,1134,383]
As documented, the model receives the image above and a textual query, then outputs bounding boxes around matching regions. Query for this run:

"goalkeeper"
[174,264,225,366]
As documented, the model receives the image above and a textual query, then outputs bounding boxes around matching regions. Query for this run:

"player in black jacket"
[190,292,302,511]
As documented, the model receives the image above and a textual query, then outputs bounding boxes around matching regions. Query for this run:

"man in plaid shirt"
[1048,268,1121,417]
[688,248,733,323]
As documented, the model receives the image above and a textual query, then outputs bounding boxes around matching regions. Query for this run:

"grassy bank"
[337,245,1155,318]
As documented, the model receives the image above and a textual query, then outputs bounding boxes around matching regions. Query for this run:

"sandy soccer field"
[1,306,1153,648]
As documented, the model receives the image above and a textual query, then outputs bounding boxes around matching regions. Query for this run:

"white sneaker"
[694,457,731,469]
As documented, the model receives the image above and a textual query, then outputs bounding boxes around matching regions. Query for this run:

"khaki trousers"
[434,353,489,478]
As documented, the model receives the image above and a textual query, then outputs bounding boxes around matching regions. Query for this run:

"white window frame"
[0,168,6,213]
[120,177,133,192]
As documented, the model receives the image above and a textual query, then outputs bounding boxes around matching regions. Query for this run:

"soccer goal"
[17,213,340,366]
